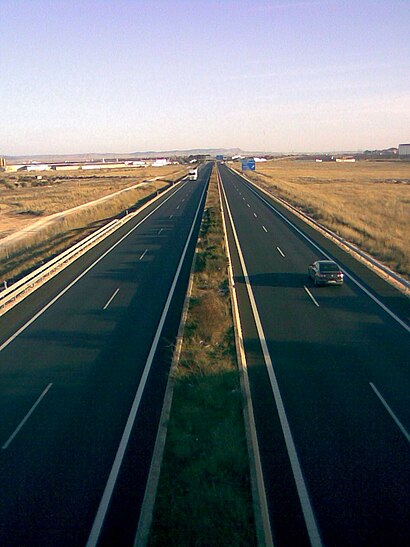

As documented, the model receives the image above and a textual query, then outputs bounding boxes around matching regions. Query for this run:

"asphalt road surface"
[0,163,211,547]
[218,163,409,547]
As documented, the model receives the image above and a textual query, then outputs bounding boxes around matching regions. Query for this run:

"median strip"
[145,167,256,546]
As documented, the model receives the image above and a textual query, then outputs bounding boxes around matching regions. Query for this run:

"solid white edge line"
[217,169,274,547]
[277,246,285,258]
[103,288,120,310]
[0,182,188,355]
[369,383,410,443]
[2,383,53,450]
[220,175,323,547]
[86,179,208,547]
[235,172,410,334]
[304,286,320,308]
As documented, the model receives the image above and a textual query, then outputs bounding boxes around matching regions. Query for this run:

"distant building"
[151,159,168,167]
[26,164,50,171]
[398,143,410,158]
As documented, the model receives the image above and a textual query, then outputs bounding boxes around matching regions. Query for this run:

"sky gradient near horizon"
[1,0,409,155]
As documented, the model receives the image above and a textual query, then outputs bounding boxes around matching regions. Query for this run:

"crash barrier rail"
[0,176,186,316]
[230,167,410,294]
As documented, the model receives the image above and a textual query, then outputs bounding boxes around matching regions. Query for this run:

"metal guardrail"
[0,176,187,316]
[0,218,122,315]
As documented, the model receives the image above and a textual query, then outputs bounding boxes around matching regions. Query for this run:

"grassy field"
[148,169,256,546]
[0,165,188,281]
[0,165,186,238]
[240,159,410,280]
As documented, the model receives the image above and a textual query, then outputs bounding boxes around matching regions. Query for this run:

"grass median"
[148,168,256,546]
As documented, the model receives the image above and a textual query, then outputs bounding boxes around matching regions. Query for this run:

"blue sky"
[1,0,409,154]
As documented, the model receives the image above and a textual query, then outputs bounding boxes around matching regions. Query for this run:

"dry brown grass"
[240,159,410,280]
[0,164,187,238]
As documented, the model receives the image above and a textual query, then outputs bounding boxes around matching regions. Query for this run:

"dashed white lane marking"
[86,174,209,547]
[158,228,163,235]
[240,177,410,334]
[103,288,120,310]
[277,246,285,257]
[139,249,148,261]
[262,226,268,233]
[169,214,173,219]
[304,286,320,307]
[247,203,250,208]
[220,180,323,547]
[2,383,53,450]
[370,383,410,443]
[254,212,258,218]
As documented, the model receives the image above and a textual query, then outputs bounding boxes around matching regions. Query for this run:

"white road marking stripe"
[169,214,173,219]
[262,226,268,233]
[220,181,323,547]
[86,180,208,547]
[277,246,285,257]
[304,286,320,307]
[217,171,273,546]
[0,183,189,355]
[139,249,148,261]
[176,205,180,210]
[158,228,163,235]
[2,383,53,450]
[240,177,410,334]
[103,288,120,310]
[254,212,258,218]
[370,383,410,443]
[247,203,250,207]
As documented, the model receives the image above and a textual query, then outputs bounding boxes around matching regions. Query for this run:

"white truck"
[188,168,198,181]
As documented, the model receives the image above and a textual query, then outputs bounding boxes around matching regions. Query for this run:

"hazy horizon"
[1,0,409,155]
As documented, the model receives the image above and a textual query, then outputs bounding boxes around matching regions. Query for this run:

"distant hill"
[4,148,257,163]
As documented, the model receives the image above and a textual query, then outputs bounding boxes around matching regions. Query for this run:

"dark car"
[308,260,344,286]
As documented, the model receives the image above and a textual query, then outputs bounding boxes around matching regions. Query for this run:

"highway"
[218,163,410,547]
[0,163,211,546]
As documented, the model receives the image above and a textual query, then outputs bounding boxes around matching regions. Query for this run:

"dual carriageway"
[0,162,408,545]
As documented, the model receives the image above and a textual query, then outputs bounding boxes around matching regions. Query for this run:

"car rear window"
[320,262,339,272]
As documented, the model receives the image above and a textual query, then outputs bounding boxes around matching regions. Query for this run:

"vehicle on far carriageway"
[308,260,344,286]
[188,168,198,181]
